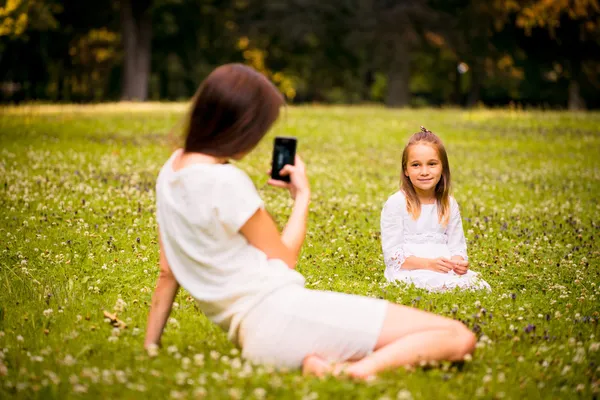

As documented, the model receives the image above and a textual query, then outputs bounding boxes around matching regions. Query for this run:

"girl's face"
[404,143,443,196]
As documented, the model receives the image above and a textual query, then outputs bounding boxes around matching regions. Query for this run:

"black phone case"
[271,137,297,183]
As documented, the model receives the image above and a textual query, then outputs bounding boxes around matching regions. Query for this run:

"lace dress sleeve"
[446,198,468,260]
[381,193,412,272]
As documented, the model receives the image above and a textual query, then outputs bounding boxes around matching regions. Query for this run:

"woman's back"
[156,150,304,342]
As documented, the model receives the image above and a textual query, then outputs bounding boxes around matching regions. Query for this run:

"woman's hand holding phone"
[268,155,310,200]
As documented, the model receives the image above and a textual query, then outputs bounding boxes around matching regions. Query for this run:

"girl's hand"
[268,155,310,200]
[427,257,454,273]
[452,259,469,275]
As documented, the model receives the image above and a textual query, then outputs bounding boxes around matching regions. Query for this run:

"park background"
[1,0,600,108]
[1,1,599,399]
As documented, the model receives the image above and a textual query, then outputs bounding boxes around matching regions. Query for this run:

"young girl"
[144,64,476,379]
[381,127,491,292]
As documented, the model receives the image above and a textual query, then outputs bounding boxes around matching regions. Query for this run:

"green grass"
[0,104,599,399]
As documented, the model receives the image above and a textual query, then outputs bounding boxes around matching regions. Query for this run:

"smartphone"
[270,136,297,183]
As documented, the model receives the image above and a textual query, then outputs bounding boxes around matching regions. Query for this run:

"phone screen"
[271,137,297,182]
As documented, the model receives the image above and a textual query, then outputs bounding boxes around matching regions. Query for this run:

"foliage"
[0,104,599,398]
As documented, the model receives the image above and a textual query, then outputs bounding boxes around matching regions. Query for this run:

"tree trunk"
[120,0,152,101]
[466,59,482,108]
[385,39,410,108]
[567,59,586,111]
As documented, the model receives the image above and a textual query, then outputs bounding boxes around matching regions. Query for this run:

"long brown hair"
[182,63,285,157]
[400,126,452,225]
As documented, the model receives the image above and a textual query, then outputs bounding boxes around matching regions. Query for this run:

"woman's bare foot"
[302,355,332,377]
[344,360,377,381]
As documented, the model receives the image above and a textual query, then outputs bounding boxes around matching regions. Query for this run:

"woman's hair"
[400,126,452,225]
[182,63,285,157]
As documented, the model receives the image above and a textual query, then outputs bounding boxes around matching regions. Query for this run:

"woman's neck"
[174,150,228,171]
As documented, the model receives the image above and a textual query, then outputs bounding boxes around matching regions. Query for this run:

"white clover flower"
[228,388,242,400]
[167,345,178,355]
[114,370,127,383]
[231,357,242,369]
[573,348,586,364]
[253,387,266,399]
[396,389,413,400]
[145,344,159,358]
[175,371,188,385]
[16,335,24,342]
[113,298,127,313]
[193,353,204,366]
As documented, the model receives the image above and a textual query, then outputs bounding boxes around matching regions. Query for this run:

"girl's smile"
[404,143,443,197]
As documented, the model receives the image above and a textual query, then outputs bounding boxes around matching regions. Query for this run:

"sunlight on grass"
[0,105,599,399]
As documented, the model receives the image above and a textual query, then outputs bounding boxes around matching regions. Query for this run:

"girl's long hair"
[400,126,452,225]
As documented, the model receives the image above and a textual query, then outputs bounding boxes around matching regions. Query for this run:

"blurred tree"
[510,0,600,109]
[0,0,62,100]
[119,0,152,100]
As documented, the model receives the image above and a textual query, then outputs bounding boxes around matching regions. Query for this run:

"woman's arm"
[240,156,310,269]
[144,232,180,349]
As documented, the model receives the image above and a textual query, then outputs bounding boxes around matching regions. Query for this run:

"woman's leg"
[342,303,476,378]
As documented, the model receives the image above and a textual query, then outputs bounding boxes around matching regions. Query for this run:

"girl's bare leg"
[343,303,476,379]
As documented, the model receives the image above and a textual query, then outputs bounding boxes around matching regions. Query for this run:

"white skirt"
[385,243,492,292]
[387,269,491,293]
[238,285,388,368]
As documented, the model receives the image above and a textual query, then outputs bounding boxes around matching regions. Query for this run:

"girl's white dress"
[381,191,490,292]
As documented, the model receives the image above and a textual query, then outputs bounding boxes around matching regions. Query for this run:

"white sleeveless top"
[156,150,305,343]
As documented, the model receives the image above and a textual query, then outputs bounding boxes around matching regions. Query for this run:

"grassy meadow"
[0,104,599,399]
